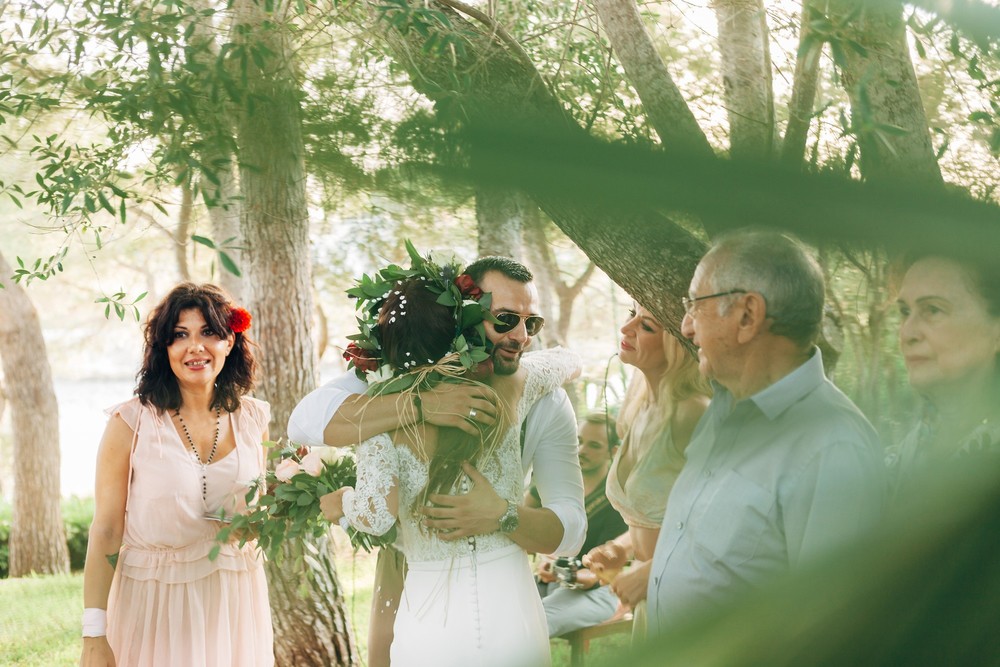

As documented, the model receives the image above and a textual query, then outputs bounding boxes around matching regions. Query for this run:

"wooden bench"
[561,614,633,667]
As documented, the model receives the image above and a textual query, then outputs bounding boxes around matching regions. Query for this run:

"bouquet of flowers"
[211,441,397,561]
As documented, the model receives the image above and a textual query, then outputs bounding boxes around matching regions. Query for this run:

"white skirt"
[390,544,550,667]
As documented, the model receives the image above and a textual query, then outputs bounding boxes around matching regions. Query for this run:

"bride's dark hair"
[378,277,505,515]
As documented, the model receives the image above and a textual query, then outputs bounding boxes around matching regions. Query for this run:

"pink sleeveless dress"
[105,396,274,667]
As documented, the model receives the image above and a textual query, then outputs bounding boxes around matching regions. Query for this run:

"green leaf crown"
[343,240,494,396]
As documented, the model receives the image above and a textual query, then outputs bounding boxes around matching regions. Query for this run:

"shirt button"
[705,470,713,478]
[675,521,684,530]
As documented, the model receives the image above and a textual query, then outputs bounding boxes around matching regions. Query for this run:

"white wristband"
[82,608,107,637]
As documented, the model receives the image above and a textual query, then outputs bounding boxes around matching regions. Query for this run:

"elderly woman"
[584,304,710,637]
[80,283,272,667]
[892,254,1000,486]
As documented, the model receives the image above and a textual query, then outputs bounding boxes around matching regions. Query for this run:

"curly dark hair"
[135,282,257,413]
[378,278,455,371]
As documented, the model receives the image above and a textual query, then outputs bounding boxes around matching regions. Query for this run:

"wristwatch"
[497,500,520,533]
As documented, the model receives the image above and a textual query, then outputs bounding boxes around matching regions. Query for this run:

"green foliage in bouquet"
[211,441,396,562]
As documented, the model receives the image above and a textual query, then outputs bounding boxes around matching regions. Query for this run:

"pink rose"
[299,451,325,477]
[274,458,301,482]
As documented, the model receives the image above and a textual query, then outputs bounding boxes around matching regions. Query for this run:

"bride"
[320,249,577,667]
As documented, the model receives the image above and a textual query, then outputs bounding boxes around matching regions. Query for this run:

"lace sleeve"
[521,347,582,404]
[342,433,399,536]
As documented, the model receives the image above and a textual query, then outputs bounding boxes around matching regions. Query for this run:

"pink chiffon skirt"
[107,541,273,667]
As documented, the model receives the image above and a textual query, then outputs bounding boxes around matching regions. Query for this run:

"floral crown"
[343,240,494,396]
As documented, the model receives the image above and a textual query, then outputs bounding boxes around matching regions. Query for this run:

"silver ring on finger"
[469,408,477,419]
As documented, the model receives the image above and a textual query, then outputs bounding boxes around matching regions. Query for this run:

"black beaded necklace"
[176,407,222,502]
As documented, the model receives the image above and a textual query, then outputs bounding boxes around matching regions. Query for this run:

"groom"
[288,255,586,667]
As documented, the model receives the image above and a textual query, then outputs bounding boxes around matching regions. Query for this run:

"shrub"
[0,500,10,578]
[0,497,94,578]
[62,496,95,572]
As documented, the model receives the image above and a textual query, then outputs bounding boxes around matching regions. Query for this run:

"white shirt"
[287,363,586,556]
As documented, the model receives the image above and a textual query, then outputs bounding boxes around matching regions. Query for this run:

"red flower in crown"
[344,342,379,373]
[454,274,483,300]
[228,307,252,333]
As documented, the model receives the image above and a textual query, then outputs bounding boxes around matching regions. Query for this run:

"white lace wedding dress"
[342,349,578,667]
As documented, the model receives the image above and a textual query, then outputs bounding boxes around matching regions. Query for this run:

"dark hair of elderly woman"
[136,282,257,412]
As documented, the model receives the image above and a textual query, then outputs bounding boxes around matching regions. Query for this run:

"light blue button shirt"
[646,349,886,635]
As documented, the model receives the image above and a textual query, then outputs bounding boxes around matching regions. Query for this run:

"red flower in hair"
[344,342,379,373]
[228,307,252,333]
[454,274,483,300]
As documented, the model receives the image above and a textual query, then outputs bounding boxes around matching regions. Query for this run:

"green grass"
[0,572,82,666]
[0,539,628,666]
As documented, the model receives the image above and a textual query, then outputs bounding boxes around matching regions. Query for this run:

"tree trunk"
[522,209,596,348]
[183,0,245,302]
[476,186,524,258]
[177,175,193,281]
[232,2,355,664]
[266,536,355,666]
[781,0,824,168]
[369,1,707,333]
[521,207,560,346]
[0,251,69,577]
[831,0,943,186]
[713,0,776,159]
[591,0,715,158]
[206,163,245,302]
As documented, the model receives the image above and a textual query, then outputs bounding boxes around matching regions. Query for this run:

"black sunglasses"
[492,312,545,336]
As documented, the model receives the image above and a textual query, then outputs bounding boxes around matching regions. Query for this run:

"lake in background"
[55,378,135,498]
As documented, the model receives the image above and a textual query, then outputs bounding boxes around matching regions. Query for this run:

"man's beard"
[491,342,523,376]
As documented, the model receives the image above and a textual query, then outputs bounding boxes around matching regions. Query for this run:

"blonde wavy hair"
[618,329,709,450]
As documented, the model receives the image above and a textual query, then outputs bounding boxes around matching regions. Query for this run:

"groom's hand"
[420,462,507,540]
[420,384,498,435]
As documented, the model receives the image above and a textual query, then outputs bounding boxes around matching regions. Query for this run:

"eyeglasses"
[492,312,545,336]
[681,289,747,315]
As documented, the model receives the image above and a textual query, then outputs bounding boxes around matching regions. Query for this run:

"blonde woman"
[584,303,710,637]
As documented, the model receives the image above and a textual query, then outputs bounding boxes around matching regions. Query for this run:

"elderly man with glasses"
[288,254,585,667]
[645,229,887,636]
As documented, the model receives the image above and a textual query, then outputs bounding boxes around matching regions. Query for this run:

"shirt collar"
[750,347,825,420]
[712,347,826,421]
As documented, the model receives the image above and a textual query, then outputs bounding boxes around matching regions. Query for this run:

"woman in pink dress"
[80,283,273,667]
